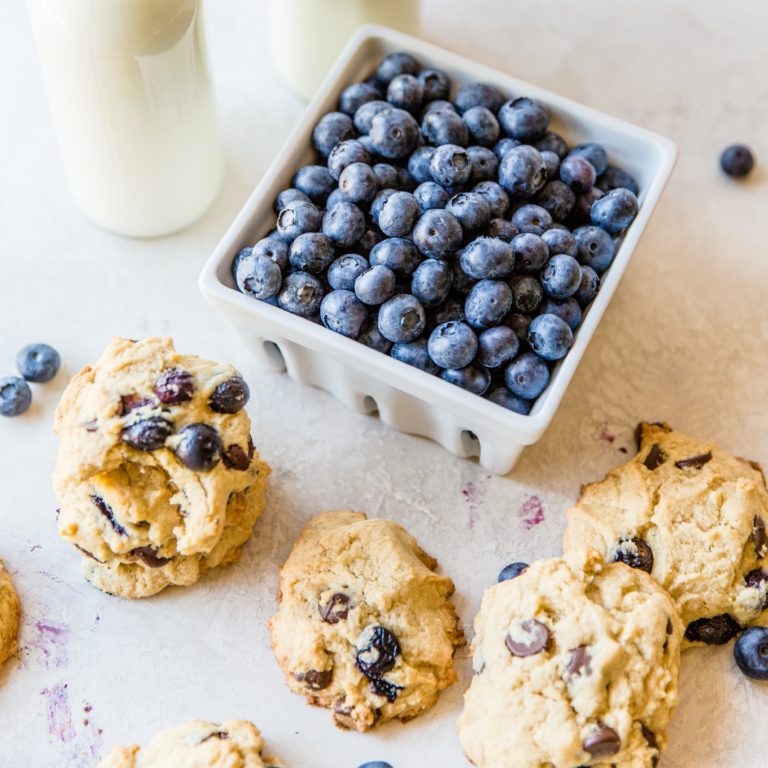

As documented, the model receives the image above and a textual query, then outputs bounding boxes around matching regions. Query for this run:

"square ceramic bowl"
[200,24,676,475]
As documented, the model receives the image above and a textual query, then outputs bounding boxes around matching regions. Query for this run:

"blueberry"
[274,188,311,212]
[467,146,499,182]
[463,106,500,147]
[357,133,379,160]
[540,150,561,180]
[485,218,518,242]
[473,181,509,218]
[395,165,417,191]
[323,202,366,247]
[511,232,549,273]
[358,226,385,256]
[210,376,250,413]
[440,365,491,395]
[422,99,456,116]
[17,343,60,383]
[369,237,422,277]
[235,253,282,299]
[154,369,194,405]
[476,326,520,368]
[413,181,451,212]
[370,188,396,222]
[427,321,478,368]
[120,416,172,450]
[460,236,515,279]
[534,180,576,222]
[355,265,396,305]
[231,246,252,282]
[430,144,472,186]
[488,388,532,415]
[327,139,371,180]
[378,294,426,343]
[498,97,549,142]
[368,108,420,160]
[568,186,604,227]
[278,272,325,317]
[465,280,513,329]
[446,192,492,232]
[527,313,573,360]
[0,376,32,416]
[339,82,382,116]
[418,68,450,101]
[325,188,345,210]
[575,265,600,305]
[387,73,423,112]
[372,162,400,189]
[312,112,356,159]
[408,146,436,184]
[377,52,419,85]
[560,155,597,193]
[541,227,577,257]
[359,317,393,353]
[421,108,469,147]
[535,132,568,159]
[427,295,466,329]
[541,254,582,299]
[292,164,336,204]
[354,100,391,133]
[252,233,290,271]
[276,200,322,242]
[569,142,608,175]
[452,259,477,295]
[339,162,379,203]
[510,274,543,313]
[504,352,550,398]
[574,226,616,273]
[391,338,440,374]
[591,188,638,233]
[174,423,222,471]
[320,290,368,338]
[499,145,547,198]
[508,313,532,343]
[540,297,582,331]
[412,209,463,259]
[493,137,521,160]
[376,191,419,237]
[453,82,505,114]
[289,232,335,273]
[411,259,452,307]
[328,253,369,291]
[597,166,640,195]
[734,627,768,679]
[512,204,552,236]
[357,762,394,768]
[498,561,530,581]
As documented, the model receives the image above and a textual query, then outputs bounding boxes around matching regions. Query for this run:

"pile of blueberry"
[232,51,640,414]
[0,343,61,417]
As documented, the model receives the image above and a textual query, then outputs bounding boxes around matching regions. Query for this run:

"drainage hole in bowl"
[262,341,286,371]
[361,395,379,415]
[461,430,481,458]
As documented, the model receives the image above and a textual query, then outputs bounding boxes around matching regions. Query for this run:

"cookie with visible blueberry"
[52,337,270,598]
[97,719,282,767]
[457,548,682,768]
[564,422,768,645]
[0,561,20,673]
[268,510,464,732]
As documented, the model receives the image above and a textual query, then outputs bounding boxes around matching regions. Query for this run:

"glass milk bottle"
[269,0,421,101]
[28,0,224,238]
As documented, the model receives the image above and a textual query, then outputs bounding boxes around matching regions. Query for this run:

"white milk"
[269,0,421,101]
[28,0,223,238]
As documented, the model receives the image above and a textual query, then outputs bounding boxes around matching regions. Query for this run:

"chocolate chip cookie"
[563,422,768,644]
[52,337,270,598]
[0,560,20,672]
[97,719,282,767]
[268,510,464,732]
[457,549,682,768]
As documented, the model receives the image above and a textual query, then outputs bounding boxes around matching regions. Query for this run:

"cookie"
[0,561,20,672]
[52,337,270,598]
[563,422,768,644]
[457,549,682,768]
[268,510,464,732]
[97,719,282,767]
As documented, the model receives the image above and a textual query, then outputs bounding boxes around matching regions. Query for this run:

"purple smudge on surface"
[462,481,482,530]
[42,683,76,743]
[27,620,69,669]
[598,426,615,444]
[619,446,629,454]
[29,544,42,552]
[75,701,104,763]
[519,496,545,529]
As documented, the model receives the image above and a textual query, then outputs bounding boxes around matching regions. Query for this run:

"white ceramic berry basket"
[200,25,676,475]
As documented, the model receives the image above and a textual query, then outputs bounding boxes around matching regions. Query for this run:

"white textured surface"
[1,1,767,766]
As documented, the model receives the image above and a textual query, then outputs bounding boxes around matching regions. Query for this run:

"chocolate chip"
[610,536,654,574]
[118,393,154,416]
[684,614,741,645]
[641,725,659,767]
[583,723,621,758]
[369,677,401,702]
[75,545,103,563]
[642,444,666,470]
[634,421,671,450]
[128,546,170,568]
[666,617,673,635]
[82,419,98,432]
[567,645,591,677]
[356,626,400,680]
[318,593,350,624]
[154,369,195,405]
[674,451,712,470]
[200,731,228,743]
[505,619,551,657]
[294,669,333,690]
[222,444,251,471]
[754,516,767,558]
[91,494,127,536]
[247,435,255,459]
[120,416,173,451]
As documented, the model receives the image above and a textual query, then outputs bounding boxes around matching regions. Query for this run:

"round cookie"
[563,422,768,644]
[52,337,270,598]
[457,549,682,768]
[97,719,281,767]
[268,510,464,732]
[0,561,20,672]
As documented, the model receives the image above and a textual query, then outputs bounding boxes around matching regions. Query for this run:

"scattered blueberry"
[464,280,513,329]
[540,297,582,331]
[236,253,282,299]
[327,253,369,291]
[488,388,531,415]
[590,187,638,233]
[574,226,616,272]
[377,52,419,85]
[274,188,311,212]
[527,313,573,360]
[493,136,521,160]
[387,73,423,112]
[322,202,366,247]
[320,290,368,338]
[540,150,561,180]
[327,139,371,180]
[359,317,393,354]
[355,265,397,306]
[430,144,472,186]
[504,352,550,399]
[511,232,549,273]
[460,236,515,279]
[541,227,577,257]
[446,192,492,232]
[0,376,32,416]
[290,232,336,274]
[508,312,532,343]
[17,343,60,383]
[467,146,499,182]
[413,180,450,212]
[540,254,582,299]
[497,561,529,581]
[463,106,500,147]
[568,186,604,227]
[378,294,426,343]
[560,154,597,193]
[569,142,608,175]
[575,266,600,305]
[476,326,519,368]
[369,108,420,160]
[252,233,290,271]
[597,166,639,195]
[278,272,325,317]
[418,68,451,101]
[376,191,420,237]
[510,274,543,313]
[511,204,552,236]
[391,337,440,374]
[535,131,568,158]
[292,164,336,203]
[473,181,509,218]
[339,81,381,116]
[440,365,491,395]
[412,209,463,259]
[411,259,453,307]
[485,218,518,241]
[312,112,355,158]
[453,82,504,114]
[535,180,576,222]
[498,97,549,142]
[734,626,768,679]
[357,762,394,768]
[407,146,436,184]
[428,321,478,369]
[231,246,252,282]
[369,237,422,278]
[422,107,469,147]
[339,162,379,203]
[354,99,391,133]
[499,145,547,198]
[371,162,400,189]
